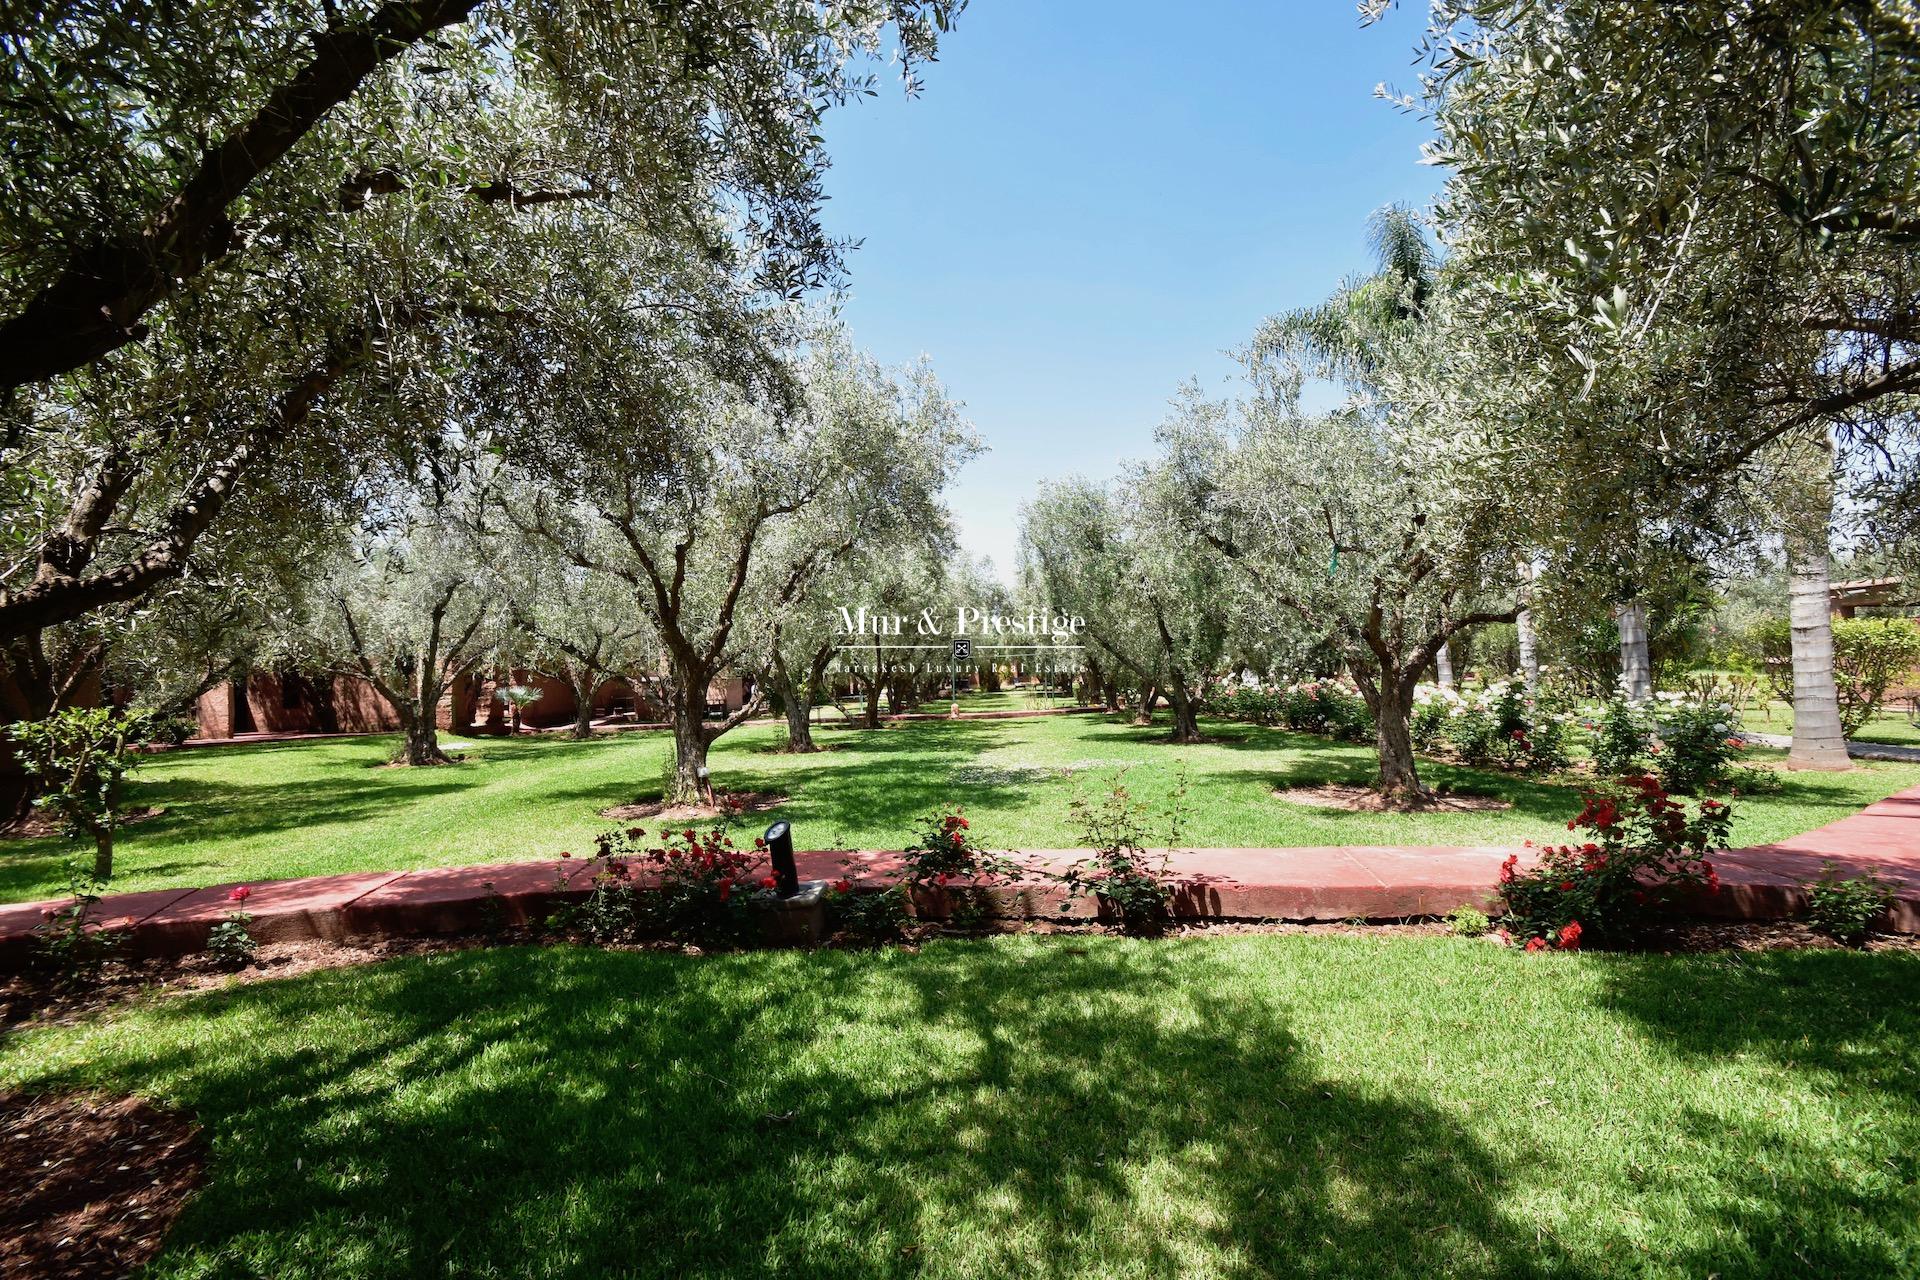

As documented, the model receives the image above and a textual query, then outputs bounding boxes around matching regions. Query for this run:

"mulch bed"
[0,1091,204,1280]
[599,790,789,822]
[1272,782,1512,813]
[0,808,165,841]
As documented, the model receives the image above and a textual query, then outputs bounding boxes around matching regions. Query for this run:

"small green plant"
[1802,862,1894,946]
[32,870,128,988]
[1059,768,1182,934]
[824,875,910,943]
[1447,905,1491,937]
[479,879,507,939]
[205,912,259,969]
[8,705,155,880]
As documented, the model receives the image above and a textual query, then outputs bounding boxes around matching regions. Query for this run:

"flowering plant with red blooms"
[1499,775,1732,949]
[562,821,772,944]
[900,806,1020,892]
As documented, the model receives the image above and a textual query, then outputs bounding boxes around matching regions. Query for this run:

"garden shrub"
[1498,775,1731,949]
[1410,686,1455,751]
[1442,694,1499,764]
[824,876,910,942]
[1415,680,1575,774]
[573,823,775,945]
[1649,696,1746,795]
[1589,693,1654,778]
[1755,615,1920,732]
[1211,684,1280,726]
[1060,770,1179,933]
[900,806,1022,923]
[1275,679,1372,741]
[1802,861,1894,946]
[8,705,156,880]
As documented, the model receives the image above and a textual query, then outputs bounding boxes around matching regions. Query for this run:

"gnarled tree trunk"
[1371,678,1422,802]
[1163,676,1201,743]
[569,670,597,740]
[668,668,713,805]
[398,703,450,766]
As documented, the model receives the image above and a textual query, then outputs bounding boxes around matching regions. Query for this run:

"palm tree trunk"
[1515,558,1540,683]
[1785,530,1850,770]
[1615,600,1652,701]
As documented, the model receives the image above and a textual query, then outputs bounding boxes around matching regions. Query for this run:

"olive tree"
[0,0,960,702]
[1376,0,1920,765]
[1022,467,1228,744]
[298,482,502,766]
[509,334,976,803]
[1163,380,1518,802]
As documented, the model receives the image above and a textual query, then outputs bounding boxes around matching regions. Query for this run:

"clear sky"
[818,2,1447,581]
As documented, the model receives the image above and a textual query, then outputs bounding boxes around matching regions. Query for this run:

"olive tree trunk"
[1163,677,1201,743]
[570,672,597,740]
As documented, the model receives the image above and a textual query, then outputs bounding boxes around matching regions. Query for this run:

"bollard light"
[763,819,798,897]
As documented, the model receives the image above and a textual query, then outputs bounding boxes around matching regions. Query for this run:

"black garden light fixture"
[763,819,798,897]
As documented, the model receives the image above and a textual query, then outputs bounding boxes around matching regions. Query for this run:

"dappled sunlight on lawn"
[3,937,1916,1277]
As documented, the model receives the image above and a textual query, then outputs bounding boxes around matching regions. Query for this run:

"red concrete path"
[4,785,1916,966]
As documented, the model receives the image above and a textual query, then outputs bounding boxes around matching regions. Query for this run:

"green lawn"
[4,935,1916,1277]
[1738,700,1920,747]
[4,711,1918,903]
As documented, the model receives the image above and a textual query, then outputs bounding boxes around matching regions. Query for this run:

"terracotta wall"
[194,673,399,739]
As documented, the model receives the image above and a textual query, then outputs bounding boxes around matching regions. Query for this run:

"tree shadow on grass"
[1588,949,1920,1277]
[6,941,1574,1279]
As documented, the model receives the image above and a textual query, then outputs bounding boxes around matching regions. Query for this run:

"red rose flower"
[228,885,253,902]
[1556,921,1582,950]
[1525,937,1547,952]
[758,875,777,890]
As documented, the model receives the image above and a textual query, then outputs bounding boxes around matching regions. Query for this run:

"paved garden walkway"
[4,784,1915,965]
[1740,730,1920,764]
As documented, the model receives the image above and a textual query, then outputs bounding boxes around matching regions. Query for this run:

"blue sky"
[818,2,1446,579]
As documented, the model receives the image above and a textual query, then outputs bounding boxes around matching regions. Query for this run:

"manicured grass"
[3,710,1918,903]
[3,935,1916,1277]
[1738,700,1920,747]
